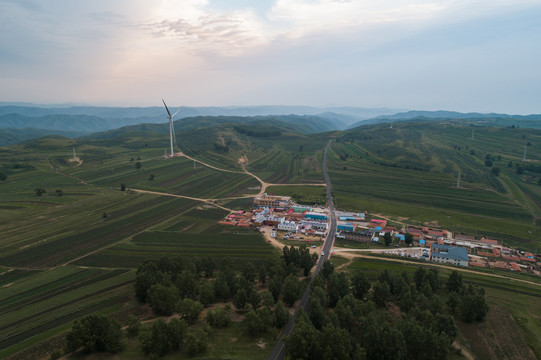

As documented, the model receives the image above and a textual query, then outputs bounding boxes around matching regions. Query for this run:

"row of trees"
[285,264,489,360]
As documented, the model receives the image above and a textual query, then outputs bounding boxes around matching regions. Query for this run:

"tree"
[485,159,493,167]
[233,288,249,310]
[372,280,391,308]
[282,274,301,307]
[126,315,141,337]
[147,283,179,315]
[213,273,231,301]
[285,310,319,360]
[414,267,426,290]
[206,305,232,328]
[135,161,142,169]
[273,300,290,328]
[148,174,155,181]
[243,309,267,335]
[383,232,392,246]
[321,261,334,280]
[176,298,203,324]
[258,264,267,284]
[327,272,349,307]
[261,290,275,307]
[34,188,46,196]
[491,167,500,176]
[185,330,207,355]
[120,183,126,191]
[242,262,257,282]
[141,319,169,357]
[198,281,215,306]
[460,286,489,322]
[0,172,6,181]
[447,271,463,293]
[268,275,283,302]
[299,248,315,276]
[405,233,414,246]
[319,323,352,360]
[66,315,122,354]
[167,318,187,351]
[309,296,326,329]
[55,189,63,197]
[176,270,199,299]
[248,289,262,309]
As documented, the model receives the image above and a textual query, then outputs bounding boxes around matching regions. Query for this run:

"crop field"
[67,155,260,199]
[0,266,135,359]
[347,257,541,359]
[246,145,325,183]
[75,213,276,269]
[266,185,327,206]
[0,191,199,268]
[329,122,541,249]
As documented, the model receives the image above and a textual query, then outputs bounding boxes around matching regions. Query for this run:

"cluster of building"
[219,194,329,237]
[218,194,539,274]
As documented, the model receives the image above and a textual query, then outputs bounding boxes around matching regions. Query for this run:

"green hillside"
[330,121,541,249]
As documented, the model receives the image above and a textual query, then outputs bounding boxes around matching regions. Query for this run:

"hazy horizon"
[1,0,540,114]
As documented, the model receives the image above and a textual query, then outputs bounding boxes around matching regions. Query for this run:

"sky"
[0,0,540,114]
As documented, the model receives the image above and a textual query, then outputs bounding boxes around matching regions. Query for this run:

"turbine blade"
[162,99,172,117]
[172,109,180,118]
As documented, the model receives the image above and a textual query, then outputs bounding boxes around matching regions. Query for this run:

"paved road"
[268,140,337,360]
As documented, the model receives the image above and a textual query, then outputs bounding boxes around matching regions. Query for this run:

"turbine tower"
[162,99,179,157]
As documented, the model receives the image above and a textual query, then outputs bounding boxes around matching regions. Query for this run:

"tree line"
[285,264,488,360]
[64,247,316,358]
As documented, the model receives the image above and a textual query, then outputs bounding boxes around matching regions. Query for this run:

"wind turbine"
[162,99,180,157]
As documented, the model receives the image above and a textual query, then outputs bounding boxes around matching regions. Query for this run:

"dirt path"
[332,251,541,288]
[453,341,475,360]
[128,188,234,212]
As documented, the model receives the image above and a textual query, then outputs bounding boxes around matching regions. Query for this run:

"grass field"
[347,257,541,359]
[329,122,541,250]
[0,266,135,359]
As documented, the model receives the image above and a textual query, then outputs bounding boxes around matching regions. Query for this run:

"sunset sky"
[1,0,540,113]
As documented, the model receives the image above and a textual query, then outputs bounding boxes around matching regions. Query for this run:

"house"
[342,228,374,242]
[301,220,329,230]
[253,194,291,208]
[305,212,327,221]
[277,221,298,232]
[337,223,355,232]
[430,244,469,267]
[369,219,387,228]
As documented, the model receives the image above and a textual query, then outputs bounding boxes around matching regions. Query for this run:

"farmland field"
[329,122,541,250]
[0,266,135,359]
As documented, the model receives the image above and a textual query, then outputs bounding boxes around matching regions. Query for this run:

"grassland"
[329,122,541,250]
[347,257,541,360]
[0,266,134,359]
[0,134,277,358]
[2,118,541,359]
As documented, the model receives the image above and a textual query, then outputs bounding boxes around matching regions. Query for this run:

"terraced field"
[329,122,541,249]
[75,207,276,269]
[0,266,134,359]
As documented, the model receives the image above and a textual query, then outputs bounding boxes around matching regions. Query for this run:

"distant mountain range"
[348,110,541,128]
[1,103,540,146]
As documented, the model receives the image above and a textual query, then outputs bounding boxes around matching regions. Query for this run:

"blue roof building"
[430,244,469,267]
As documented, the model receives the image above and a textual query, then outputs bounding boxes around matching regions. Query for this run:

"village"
[220,194,541,277]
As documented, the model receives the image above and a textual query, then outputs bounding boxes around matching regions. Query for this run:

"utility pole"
[456,169,461,188]
[523,144,527,161]
[471,128,474,140]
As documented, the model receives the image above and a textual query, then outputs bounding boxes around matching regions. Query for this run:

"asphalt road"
[268,140,337,360]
